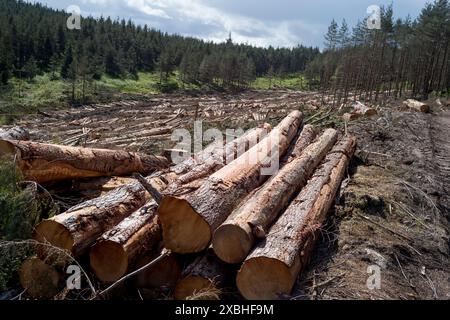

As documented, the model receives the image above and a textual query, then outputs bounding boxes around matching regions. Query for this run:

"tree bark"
[0,140,170,184]
[213,128,337,264]
[158,111,303,254]
[403,99,430,113]
[19,257,62,299]
[89,202,161,282]
[169,124,271,188]
[236,136,356,300]
[0,127,30,140]
[174,252,230,300]
[33,182,149,258]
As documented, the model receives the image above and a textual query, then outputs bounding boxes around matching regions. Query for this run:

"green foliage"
[0,241,33,293]
[0,0,319,89]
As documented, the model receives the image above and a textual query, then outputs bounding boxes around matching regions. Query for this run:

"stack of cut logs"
[0,111,356,300]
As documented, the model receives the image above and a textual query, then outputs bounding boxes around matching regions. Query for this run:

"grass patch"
[251,73,308,90]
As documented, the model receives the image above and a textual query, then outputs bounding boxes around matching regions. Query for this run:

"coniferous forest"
[0,0,318,90]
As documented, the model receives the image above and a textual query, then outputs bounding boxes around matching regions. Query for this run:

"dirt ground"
[295,106,450,300]
[2,90,449,300]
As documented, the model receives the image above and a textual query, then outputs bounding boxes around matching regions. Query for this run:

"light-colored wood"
[33,182,149,258]
[0,127,30,140]
[158,111,303,254]
[353,101,378,116]
[174,253,229,300]
[236,136,356,300]
[0,140,169,183]
[89,202,161,282]
[169,124,271,188]
[19,257,61,299]
[213,128,337,264]
[403,99,430,113]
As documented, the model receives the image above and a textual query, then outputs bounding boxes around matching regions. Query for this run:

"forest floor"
[1,89,449,300]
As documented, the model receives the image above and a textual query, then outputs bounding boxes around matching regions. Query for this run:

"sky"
[31,0,430,48]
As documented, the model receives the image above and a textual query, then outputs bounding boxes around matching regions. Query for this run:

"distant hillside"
[0,0,319,89]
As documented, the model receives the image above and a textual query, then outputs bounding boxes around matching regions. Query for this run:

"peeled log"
[33,182,149,258]
[0,140,169,184]
[134,253,181,289]
[19,257,61,299]
[236,136,357,300]
[213,128,338,264]
[174,253,230,300]
[158,111,303,254]
[403,99,430,113]
[0,127,30,140]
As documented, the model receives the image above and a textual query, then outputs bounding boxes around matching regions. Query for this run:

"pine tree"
[324,19,339,50]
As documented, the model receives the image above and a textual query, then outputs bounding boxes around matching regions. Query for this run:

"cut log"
[169,124,271,186]
[174,252,230,300]
[342,112,361,122]
[33,182,149,258]
[353,101,378,116]
[134,252,181,289]
[403,99,430,113]
[236,136,357,300]
[158,111,303,254]
[0,127,30,140]
[213,128,338,264]
[171,126,271,189]
[19,257,61,299]
[89,202,160,282]
[72,176,138,196]
[283,125,317,163]
[0,140,170,184]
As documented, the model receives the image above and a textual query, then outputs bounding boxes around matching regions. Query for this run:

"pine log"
[89,202,160,282]
[174,252,230,300]
[33,182,149,258]
[169,124,271,187]
[353,101,378,116]
[236,136,357,300]
[19,257,62,299]
[213,128,337,264]
[158,111,303,254]
[403,99,430,113]
[0,127,30,140]
[0,140,169,184]
[134,252,182,289]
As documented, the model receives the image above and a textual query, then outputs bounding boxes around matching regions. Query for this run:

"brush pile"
[1,110,356,300]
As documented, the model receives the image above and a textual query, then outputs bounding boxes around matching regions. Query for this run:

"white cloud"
[125,0,170,19]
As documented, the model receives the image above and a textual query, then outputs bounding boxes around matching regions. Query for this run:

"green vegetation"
[251,74,308,90]
[0,157,59,291]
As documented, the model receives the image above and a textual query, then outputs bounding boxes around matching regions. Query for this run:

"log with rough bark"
[213,128,338,264]
[403,99,430,113]
[72,176,138,198]
[19,257,62,299]
[236,136,357,300]
[158,111,303,254]
[0,140,169,184]
[33,182,149,258]
[0,127,30,140]
[169,124,271,187]
[89,202,161,282]
[134,252,181,289]
[174,252,230,300]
